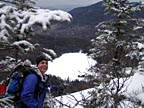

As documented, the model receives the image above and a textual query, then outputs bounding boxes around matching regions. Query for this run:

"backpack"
[0,63,40,107]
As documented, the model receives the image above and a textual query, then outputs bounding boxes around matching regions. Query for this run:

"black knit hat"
[36,55,48,66]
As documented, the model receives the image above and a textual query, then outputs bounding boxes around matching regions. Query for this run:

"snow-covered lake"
[46,52,144,108]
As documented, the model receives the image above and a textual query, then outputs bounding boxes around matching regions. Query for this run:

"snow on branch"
[12,40,35,53]
[0,3,72,43]
[43,48,57,59]
[20,8,72,33]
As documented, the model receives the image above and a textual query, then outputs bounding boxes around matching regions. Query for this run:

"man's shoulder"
[25,73,39,81]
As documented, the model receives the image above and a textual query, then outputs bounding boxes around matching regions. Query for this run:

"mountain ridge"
[34,1,106,55]
[2,1,143,59]
[69,1,105,25]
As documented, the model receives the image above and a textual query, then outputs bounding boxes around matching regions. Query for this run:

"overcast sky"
[35,0,100,11]
[35,0,140,11]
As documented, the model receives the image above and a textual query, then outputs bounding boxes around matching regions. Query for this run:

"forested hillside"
[33,1,107,55]
[1,1,144,61]
[34,1,144,56]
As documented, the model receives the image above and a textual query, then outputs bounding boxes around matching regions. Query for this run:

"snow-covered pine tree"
[0,0,72,69]
[0,0,72,58]
[0,0,72,107]
[85,0,144,107]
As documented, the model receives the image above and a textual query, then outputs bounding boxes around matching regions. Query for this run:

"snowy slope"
[53,72,144,108]
[46,52,144,107]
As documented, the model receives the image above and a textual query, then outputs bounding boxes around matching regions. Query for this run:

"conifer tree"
[0,1,71,107]
[0,0,71,68]
[86,0,144,107]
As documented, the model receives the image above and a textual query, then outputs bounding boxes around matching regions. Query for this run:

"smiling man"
[14,55,59,108]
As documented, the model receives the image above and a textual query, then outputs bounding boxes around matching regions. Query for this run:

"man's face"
[37,60,48,74]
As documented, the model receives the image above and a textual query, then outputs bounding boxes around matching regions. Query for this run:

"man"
[18,55,57,108]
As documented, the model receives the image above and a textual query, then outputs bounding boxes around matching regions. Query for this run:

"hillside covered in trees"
[34,1,144,56]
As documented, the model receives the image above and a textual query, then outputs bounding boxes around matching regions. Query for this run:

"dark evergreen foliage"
[85,0,144,107]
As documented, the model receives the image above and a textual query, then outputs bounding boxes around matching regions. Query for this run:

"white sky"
[36,0,100,11]
[36,0,140,11]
